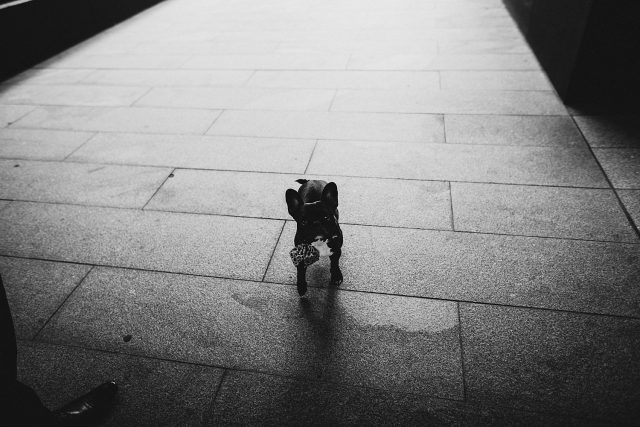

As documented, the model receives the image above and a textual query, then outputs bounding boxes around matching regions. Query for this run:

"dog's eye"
[322,216,332,222]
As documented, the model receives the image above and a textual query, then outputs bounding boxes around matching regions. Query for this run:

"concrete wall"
[504,0,640,106]
[0,0,165,82]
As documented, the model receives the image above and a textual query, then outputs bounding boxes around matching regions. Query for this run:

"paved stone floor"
[1,0,640,425]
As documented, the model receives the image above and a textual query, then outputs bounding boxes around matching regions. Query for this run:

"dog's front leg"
[329,248,343,286]
[296,264,308,296]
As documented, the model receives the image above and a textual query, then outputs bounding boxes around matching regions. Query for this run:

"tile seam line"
[61,132,100,161]
[1,105,36,126]
[18,338,468,405]
[202,109,225,135]
[303,139,319,174]
[31,265,95,340]
[4,110,575,120]
[0,156,616,191]
[570,115,640,239]
[3,254,640,321]
[0,159,616,190]
[0,134,596,149]
[448,181,456,231]
[141,167,176,210]
[2,198,636,245]
[207,369,228,421]
[22,338,621,424]
[128,86,155,107]
[184,133,587,149]
[261,221,286,282]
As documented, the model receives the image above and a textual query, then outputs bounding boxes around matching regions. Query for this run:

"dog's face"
[286,182,340,243]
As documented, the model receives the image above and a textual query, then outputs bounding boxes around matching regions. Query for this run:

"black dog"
[285,179,343,296]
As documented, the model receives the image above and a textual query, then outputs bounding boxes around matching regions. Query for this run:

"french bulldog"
[285,179,343,296]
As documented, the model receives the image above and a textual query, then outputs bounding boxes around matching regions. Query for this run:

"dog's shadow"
[297,285,340,370]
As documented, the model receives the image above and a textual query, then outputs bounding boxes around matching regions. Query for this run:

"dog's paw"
[330,269,343,286]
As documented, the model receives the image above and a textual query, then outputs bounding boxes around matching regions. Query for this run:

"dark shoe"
[53,381,117,426]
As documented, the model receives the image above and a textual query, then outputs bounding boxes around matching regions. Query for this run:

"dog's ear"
[321,182,338,210]
[286,189,303,219]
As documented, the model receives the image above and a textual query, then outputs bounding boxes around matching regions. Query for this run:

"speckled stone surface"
[593,148,640,189]
[332,89,567,115]
[445,115,583,146]
[11,106,221,134]
[69,133,315,173]
[17,341,223,426]
[307,141,608,187]
[574,115,640,148]
[1,0,639,422]
[460,303,640,424]
[451,183,637,242]
[265,222,640,317]
[246,70,441,90]
[0,84,150,107]
[208,110,445,143]
[82,69,254,86]
[136,87,336,111]
[0,201,283,280]
[0,128,94,161]
[0,159,172,208]
[0,105,36,127]
[619,190,640,227]
[440,71,553,91]
[0,257,90,338]
[209,370,603,426]
[147,170,452,229]
[40,267,463,398]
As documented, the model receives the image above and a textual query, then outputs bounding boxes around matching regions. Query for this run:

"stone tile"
[208,110,444,143]
[438,39,531,55]
[210,370,591,426]
[574,115,640,148]
[39,53,192,69]
[0,105,35,127]
[0,202,283,281]
[451,183,637,242]
[332,89,567,115]
[265,223,640,317]
[440,71,552,91]
[0,85,149,107]
[247,70,440,90]
[307,141,608,187]
[460,304,640,424]
[445,115,584,147]
[3,69,95,85]
[82,69,254,87]
[347,54,539,71]
[333,176,451,229]
[132,40,280,55]
[136,87,335,111]
[11,106,220,134]
[69,133,314,173]
[0,257,90,338]
[593,148,640,189]
[145,169,296,218]
[0,129,94,160]
[0,159,171,208]
[40,267,463,398]
[619,190,640,227]
[182,53,350,70]
[147,170,452,230]
[17,341,223,426]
